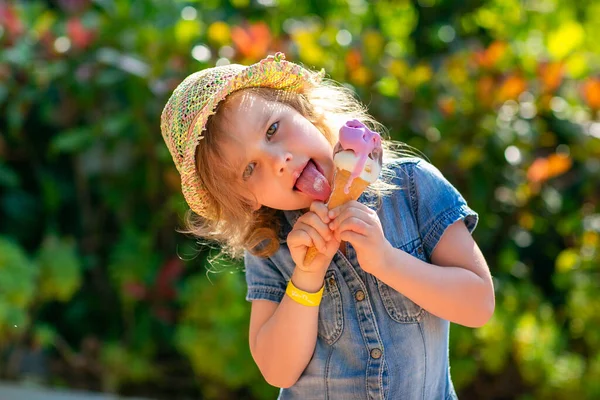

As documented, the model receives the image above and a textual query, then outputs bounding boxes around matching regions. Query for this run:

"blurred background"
[0,0,599,399]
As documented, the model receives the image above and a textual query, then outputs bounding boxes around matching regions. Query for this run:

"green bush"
[0,0,598,398]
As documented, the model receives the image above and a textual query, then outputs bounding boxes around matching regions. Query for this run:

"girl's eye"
[243,122,279,180]
[243,162,255,180]
[266,122,279,139]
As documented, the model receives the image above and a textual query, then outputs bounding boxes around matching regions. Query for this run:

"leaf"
[565,53,588,79]
[36,236,82,302]
[101,342,156,391]
[174,19,202,47]
[50,127,94,155]
[0,239,36,332]
[376,76,400,97]
[555,249,580,273]
[33,323,57,348]
[410,64,433,87]
[292,29,326,66]
[548,21,584,60]
[0,163,20,188]
[207,21,231,46]
[362,30,384,62]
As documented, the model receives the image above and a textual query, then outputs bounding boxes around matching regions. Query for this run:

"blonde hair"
[180,79,416,260]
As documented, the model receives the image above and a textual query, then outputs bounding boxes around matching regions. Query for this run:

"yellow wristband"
[286,279,325,307]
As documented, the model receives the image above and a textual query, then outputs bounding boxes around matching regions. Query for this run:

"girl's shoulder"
[377,156,468,211]
[380,156,428,187]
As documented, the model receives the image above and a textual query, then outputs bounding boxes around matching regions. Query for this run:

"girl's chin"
[263,199,311,211]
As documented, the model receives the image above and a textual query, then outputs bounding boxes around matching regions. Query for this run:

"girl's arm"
[248,268,326,388]
[248,201,339,388]
[375,220,495,328]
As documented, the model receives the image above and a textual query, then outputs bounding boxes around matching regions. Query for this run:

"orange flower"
[438,96,456,117]
[527,153,572,183]
[345,49,362,71]
[350,66,372,87]
[538,62,564,93]
[474,41,508,69]
[477,76,495,107]
[497,74,527,102]
[231,22,272,61]
[581,77,600,109]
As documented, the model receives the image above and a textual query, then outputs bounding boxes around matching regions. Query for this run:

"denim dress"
[244,158,478,400]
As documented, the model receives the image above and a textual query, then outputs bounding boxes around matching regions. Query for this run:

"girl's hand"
[287,201,340,273]
[328,201,393,275]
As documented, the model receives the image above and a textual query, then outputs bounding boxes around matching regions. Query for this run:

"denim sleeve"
[244,250,286,303]
[410,159,479,259]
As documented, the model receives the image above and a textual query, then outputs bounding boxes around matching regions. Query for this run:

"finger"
[328,201,369,220]
[329,207,371,232]
[339,230,363,245]
[333,216,369,238]
[310,201,330,224]
[296,222,328,252]
[287,228,313,248]
[298,212,333,242]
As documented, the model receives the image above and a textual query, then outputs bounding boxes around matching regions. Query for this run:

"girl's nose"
[268,150,292,175]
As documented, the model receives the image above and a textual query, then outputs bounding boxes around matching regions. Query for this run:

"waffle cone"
[303,168,371,265]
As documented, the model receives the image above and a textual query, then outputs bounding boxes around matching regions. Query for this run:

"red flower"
[0,4,24,43]
[67,17,96,49]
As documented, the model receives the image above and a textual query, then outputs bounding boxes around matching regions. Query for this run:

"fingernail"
[328,211,334,218]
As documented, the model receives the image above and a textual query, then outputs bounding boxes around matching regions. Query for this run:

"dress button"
[370,348,382,359]
[417,246,423,254]
[328,277,335,286]
[355,290,365,301]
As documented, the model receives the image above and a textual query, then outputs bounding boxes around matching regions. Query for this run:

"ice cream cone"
[300,119,382,267]
[303,168,370,265]
[328,168,370,209]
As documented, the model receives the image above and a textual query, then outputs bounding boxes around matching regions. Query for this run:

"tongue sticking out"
[295,160,331,202]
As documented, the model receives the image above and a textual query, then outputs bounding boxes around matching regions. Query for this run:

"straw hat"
[160,53,324,219]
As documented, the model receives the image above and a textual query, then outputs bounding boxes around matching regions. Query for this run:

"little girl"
[161,53,495,399]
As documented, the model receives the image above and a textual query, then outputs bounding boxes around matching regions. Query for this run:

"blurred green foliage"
[0,0,599,399]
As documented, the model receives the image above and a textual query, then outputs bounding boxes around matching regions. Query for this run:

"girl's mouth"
[293,159,331,201]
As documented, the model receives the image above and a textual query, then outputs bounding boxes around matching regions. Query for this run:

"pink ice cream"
[334,119,383,193]
[293,120,382,201]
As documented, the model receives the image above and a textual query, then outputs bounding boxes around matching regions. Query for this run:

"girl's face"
[218,91,335,211]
